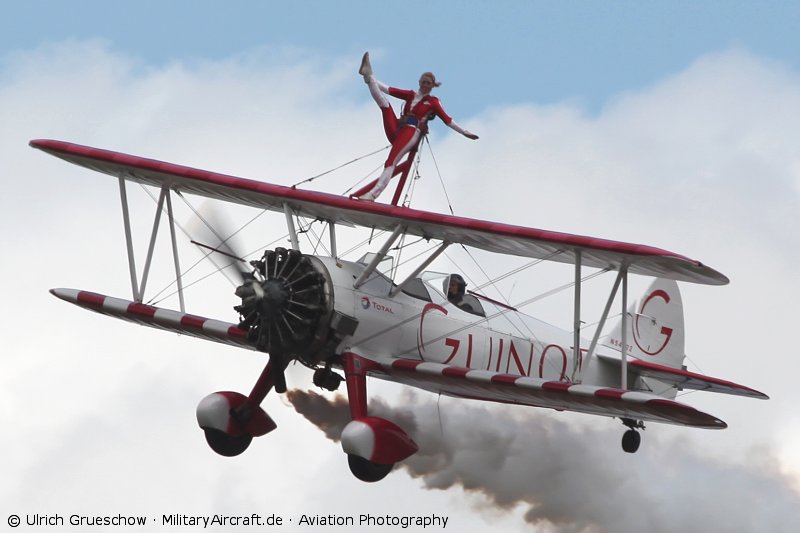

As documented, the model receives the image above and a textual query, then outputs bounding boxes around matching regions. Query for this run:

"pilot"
[357,52,478,201]
[445,274,473,312]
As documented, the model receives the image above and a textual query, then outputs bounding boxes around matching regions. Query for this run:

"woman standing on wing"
[358,52,479,201]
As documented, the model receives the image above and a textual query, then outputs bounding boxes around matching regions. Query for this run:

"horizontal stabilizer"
[629,359,768,399]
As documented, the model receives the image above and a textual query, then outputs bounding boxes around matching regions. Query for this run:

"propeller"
[189,205,330,394]
[188,204,253,285]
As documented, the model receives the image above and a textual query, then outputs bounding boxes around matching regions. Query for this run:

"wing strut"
[165,189,186,312]
[571,251,582,381]
[283,203,300,250]
[620,266,629,390]
[139,187,167,300]
[390,241,451,297]
[116,178,187,311]
[329,222,338,261]
[580,265,627,384]
[118,176,140,301]
[353,225,404,289]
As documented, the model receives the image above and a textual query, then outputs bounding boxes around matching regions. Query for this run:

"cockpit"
[409,271,485,317]
[354,254,485,317]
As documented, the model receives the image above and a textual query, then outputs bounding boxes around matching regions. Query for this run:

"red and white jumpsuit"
[361,78,475,200]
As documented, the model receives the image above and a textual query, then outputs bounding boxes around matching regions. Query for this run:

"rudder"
[601,278,685,369]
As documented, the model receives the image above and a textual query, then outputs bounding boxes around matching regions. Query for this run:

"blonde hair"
[420,72,442,87]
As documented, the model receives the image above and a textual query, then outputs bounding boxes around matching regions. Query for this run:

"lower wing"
[51,288,254,351]
[363,356,728,429]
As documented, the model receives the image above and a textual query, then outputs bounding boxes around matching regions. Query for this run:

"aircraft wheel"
[347,454,393,483]
[204,428,253,457]
[621,429,641,454]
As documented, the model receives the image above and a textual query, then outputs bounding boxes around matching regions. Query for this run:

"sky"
[2,2,799,532]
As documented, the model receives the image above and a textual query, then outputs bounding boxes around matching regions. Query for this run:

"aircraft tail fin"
[601,278,685,370]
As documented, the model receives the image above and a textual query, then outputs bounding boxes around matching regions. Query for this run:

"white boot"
[359,52,372,79]
[365,166,393,200]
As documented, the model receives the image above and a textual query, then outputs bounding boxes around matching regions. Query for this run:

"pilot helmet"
[445,273,467,298]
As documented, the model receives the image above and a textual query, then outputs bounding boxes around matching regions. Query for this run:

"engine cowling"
[235,248,335,366]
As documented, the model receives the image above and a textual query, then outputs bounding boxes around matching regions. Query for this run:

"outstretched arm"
[433,99,479,140]
[446,119,479,140]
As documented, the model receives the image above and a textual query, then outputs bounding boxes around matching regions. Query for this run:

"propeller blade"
[187,202,253,284]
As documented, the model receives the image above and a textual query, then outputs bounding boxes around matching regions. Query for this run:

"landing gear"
[339,353,418,482]
[196,365,280,458]
[621,418,644,454]
[203,428,253,457]
[348,454,394,483]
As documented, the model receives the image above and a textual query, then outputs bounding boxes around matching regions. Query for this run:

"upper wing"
[30,139,728,285]
[365,356,727,429]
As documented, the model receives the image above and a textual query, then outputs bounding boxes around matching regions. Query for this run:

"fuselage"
[320,256,592,383]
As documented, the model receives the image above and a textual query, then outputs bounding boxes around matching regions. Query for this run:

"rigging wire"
[150,232,293,306]
[292,144,390,188]
[139,185,289,306]
[424,136,455,215]
[303,218,331,257]
[682,352,706,377]
[340,230,387,259]
[445,247,544,346]
[450,246,611,378]
[512,268,611,310]
[455,247,565,302]
[473,251,565,293]
[352,261,611,353]
[342,162,388,196]
[139,186,236,302]
[391,232,407,280]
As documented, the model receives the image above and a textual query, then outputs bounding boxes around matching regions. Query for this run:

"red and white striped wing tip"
[377,358,727,429]
[50,288,253,349]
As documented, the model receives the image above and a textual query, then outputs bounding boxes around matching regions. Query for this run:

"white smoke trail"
[287,389,800,533]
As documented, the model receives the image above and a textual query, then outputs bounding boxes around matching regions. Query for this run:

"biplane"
[31,139,767,482]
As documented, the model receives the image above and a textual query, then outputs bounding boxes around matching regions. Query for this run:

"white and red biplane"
[32,139,767,482]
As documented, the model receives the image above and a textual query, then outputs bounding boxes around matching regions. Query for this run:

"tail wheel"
[236,248,330,355]
[347,454,394,483]
[622,429,641,453]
